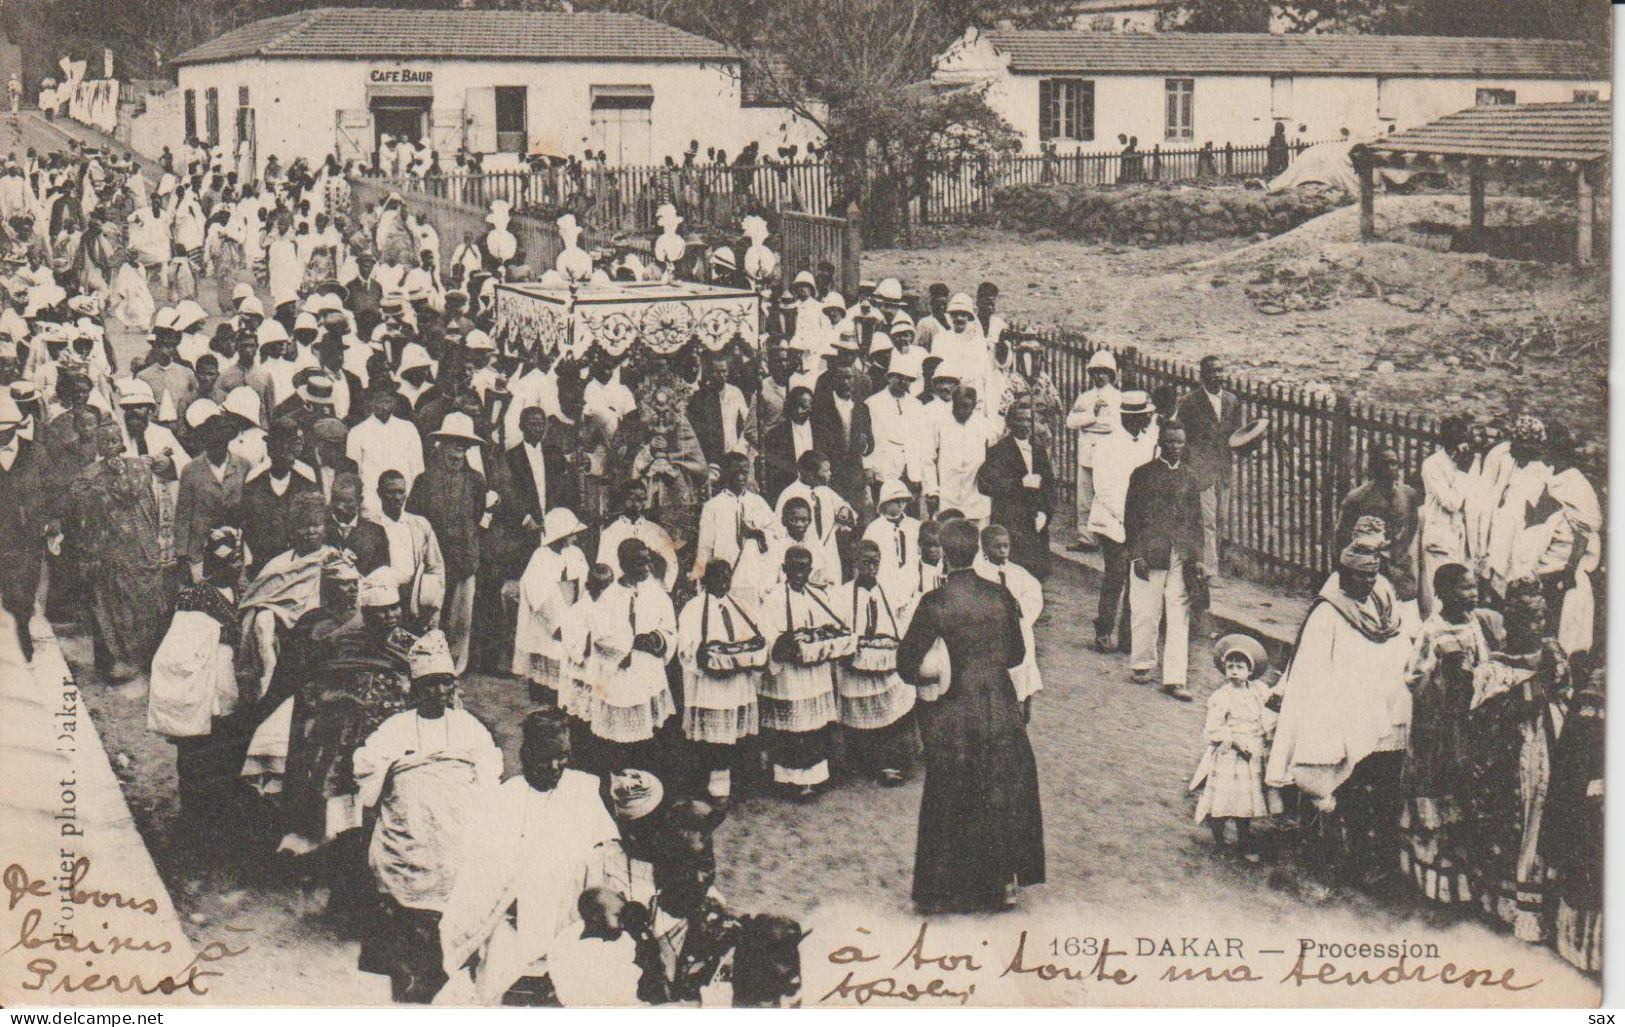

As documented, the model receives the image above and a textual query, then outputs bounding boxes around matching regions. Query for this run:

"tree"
[1162,0,1273,32]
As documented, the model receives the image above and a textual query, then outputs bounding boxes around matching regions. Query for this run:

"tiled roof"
[1368,101,1610,163]
[984,30,1609,78]
[173,7,738,66]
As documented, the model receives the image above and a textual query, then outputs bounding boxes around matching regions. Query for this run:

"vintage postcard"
[0,0,1609,1010]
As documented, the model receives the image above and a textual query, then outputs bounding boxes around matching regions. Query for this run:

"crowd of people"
[0,117,1602,1004]
[0,131,1063,1005]
[1067,317,1602,977]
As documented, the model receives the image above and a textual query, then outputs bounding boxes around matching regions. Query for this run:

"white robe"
[975,556,1043,701]
[436,772,619,1004]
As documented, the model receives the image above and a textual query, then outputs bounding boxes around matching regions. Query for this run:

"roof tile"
[983,30,1608,78]
[1368,100,1610,163]
[174,7,738,65]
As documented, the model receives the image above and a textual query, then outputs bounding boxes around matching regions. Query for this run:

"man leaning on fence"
[1175,356,1242,581]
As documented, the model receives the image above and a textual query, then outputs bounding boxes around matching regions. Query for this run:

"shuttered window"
[204,87,220,145]
[1038,78,1094,142]
[183,89,196,141]
[1165,78,1194,140]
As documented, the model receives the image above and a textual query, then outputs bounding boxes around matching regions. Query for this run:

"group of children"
[509,447,1046,803]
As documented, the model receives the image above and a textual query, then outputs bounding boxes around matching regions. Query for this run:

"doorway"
[494,86,527,153]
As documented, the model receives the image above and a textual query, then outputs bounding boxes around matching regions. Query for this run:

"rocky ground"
[869,193,1609,449]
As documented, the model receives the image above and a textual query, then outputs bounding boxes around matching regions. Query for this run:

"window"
[494,86,527,153]
[1270,75,1293,120]
[1376,77,1394,119]
[204,86,219,145]
[1476,88,1517,106]
[1039,78,1094,142]
[183,88,196,140]
[238,86,250,106]
[1574,89,1600,103]
[1166,78,1194,140]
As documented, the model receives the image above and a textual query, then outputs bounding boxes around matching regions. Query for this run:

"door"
[236,107,257,185]
[335,108,372,164]
[465,86,497,152]
[431,108,465,155]
[590,86,653,165]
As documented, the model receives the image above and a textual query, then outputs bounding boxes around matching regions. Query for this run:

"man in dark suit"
[809,364,873,512]
[325,471,391,574]
[1122,422,1205,701]
[761,386,814,505]
[1174,355,1243,577]
[503,405,578,530]
[241,417,322,574]
[896,519,1043,915]
[0,397,50,659]
[976,402,1054,580]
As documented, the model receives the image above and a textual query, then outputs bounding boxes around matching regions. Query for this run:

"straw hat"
[431,411,483,444]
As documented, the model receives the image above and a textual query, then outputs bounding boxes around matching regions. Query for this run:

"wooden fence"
[358,138,1309,240]
[1033,326,1440,584]
[922,140,1310,223]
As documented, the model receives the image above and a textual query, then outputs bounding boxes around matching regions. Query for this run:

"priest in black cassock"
[896,519,1044,914]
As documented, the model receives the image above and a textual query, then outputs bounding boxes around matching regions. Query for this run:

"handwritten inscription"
[4,857,249,997]
[816,923,1544,1005]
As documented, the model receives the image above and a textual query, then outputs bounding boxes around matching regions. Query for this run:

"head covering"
[1511,414,1547,444]
[431,411,483,443]
[889,311,915,334]
[1339,545,1382,572]
[875,278,904,302]
[117,379,157,407]
[1213,633,1268,675]
[946,292,975,316]
[184,398,222,429]
[887,347,923,381]
[238,296,265,318]
[221,386,261,424]
[607,769,664,821]
[205,526,243,562]
[542,507,588,545]
[1118,389,1151,415]
[709,246,736,272]
[173,300,208,331]
[1087,350,1118,373]
[322,548,360,581]
[312,417,348,444]
[877,478,911,508]
[408,630,456,680]
[297,374,336,405]
[358,568,399,608]
[230,282,255,306]
[293,311,319,334]
[397,343,433,376]
[821,291,845,312]
[463,329,496,352]
[257,319,289,345]
[792,270,816,289]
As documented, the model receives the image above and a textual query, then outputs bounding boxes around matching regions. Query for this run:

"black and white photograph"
[0,0,1611,1010]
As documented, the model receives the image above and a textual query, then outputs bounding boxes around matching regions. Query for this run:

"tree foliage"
[1170,0,1613,37]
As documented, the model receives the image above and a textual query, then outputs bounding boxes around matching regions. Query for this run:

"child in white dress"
[1189,634,1281,861]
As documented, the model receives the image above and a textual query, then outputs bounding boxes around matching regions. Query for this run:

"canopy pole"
[1576,166,1595,266]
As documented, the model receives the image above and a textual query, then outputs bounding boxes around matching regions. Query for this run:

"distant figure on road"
[897,519,1044,915]
[7,75,20,115]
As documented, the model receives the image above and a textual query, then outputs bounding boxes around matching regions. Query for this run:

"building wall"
[985,71,1610,153]
[176,56,816,171]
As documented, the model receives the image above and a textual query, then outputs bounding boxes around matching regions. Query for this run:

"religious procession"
[0,44,1606,1006]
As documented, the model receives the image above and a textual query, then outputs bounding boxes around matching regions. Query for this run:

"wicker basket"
[850,635,899,673]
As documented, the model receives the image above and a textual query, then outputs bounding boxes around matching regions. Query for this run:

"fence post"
[1122,345,1139,389]
[1223,142,1234,176]
[1326,391,1352,568]
[842,201,862,299]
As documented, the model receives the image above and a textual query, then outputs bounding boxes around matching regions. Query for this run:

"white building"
[169,7,819,172]
[934,29,1610,154]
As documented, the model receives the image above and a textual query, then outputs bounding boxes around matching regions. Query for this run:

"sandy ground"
[867,195,1609,445]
